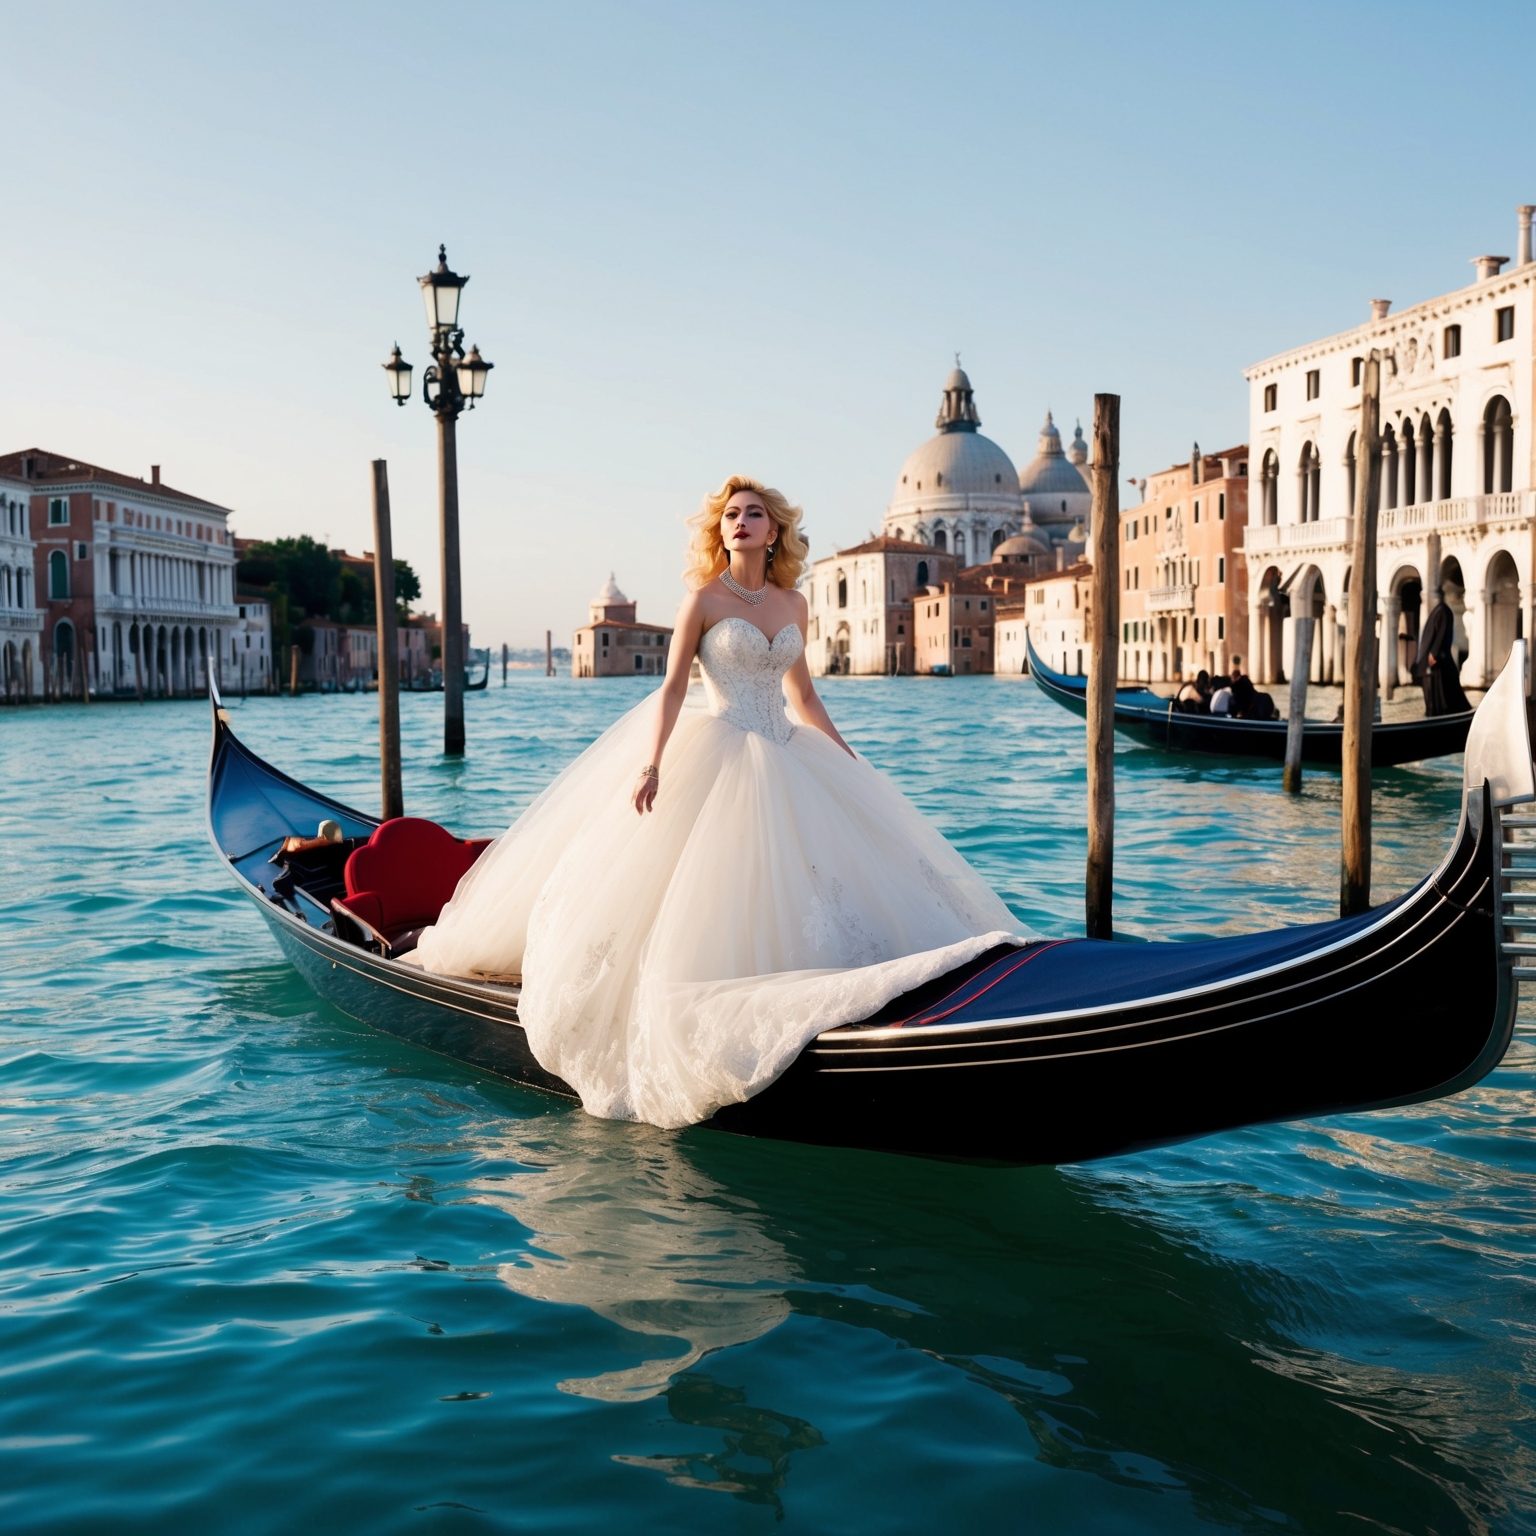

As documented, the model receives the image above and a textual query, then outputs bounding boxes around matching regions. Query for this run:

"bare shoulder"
[675,587,709,626]
[784,586,809,626]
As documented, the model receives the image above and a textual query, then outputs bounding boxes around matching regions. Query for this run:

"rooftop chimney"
[1191,442,1201,485]
[1370,299,1391,321]
[1471,255,1508,282]
[1519,205,1534,267]
[150,465,160,485]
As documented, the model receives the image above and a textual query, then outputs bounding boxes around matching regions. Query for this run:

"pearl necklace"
[721,568,769,606]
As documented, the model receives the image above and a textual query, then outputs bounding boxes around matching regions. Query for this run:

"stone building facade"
[1010,563,1094,677]
[1120,446,1249,682]
[0,449,237,698]
[0,468,42,696]
[1242,204,1536,695]
[573,574,672,677]
[804,536,956,676]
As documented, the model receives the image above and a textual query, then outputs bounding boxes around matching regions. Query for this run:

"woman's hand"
[633,769,659,815]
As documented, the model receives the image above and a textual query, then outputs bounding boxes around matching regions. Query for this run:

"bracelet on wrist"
[638,765,660,779]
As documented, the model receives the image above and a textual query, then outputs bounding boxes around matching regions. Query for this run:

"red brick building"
[0,448,237,697]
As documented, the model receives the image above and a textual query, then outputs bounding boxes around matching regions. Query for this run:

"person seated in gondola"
[1209,680,1233,716]
[1229,670,1278,720]
[1415,599,1471,717]
[1175,671,1212,714]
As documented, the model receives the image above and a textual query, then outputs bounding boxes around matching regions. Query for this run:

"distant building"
[573,574,672,677]
[0,448,237,698]
[882,368,1025,565]
[804,536,956,675]
[0,468,42,696]
[1019,562,1094,677]
[994,597,1030,676]
[1120,447,1249,682]
[1016,413,1091,557]
[912,566,1033,676]
[231,587,273,691]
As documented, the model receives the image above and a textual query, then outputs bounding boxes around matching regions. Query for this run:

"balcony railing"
[1245,492,1533,558]
[1243,517,1354,556]
[1145,584,1196,613]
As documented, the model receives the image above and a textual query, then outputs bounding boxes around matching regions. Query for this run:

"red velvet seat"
[333,817,490,950]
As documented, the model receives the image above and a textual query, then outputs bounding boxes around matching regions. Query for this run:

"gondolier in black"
[1416,599,1471,717]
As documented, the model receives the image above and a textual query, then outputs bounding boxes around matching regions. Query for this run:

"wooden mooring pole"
[1086,393,1121,940]
[546,629,554,677]
[1282,615,1314,793]
[1342,350,1384,916]
[371,460,405,822]
[502,642,509,686]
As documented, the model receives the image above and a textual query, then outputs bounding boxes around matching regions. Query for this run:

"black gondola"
[1027,632,1474,766]
[206,645,1535,1165]
[404,653,492,692]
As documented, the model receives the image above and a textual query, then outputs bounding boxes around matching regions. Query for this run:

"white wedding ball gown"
[414,616,1030,1127]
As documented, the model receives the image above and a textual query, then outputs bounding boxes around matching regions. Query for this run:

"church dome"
[1067,421,1089,468]
[993,531,1051,561]
[888,368,1021,510]
[1017,412,1093,529]
[595,572,628,605]
[893,429,1020,502]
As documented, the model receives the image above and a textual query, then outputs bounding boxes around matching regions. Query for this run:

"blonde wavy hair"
[683,475,808,591]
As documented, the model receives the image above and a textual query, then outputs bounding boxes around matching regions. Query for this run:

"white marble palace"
[1244,204,1536,697]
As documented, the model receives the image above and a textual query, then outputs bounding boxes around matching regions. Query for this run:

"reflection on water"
[482,1120,793,1400]
[614,1375,826,1516]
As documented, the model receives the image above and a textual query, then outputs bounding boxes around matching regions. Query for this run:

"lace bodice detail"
[698,618,803,744]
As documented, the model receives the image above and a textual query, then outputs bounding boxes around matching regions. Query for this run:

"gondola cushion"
[338,817,492,939]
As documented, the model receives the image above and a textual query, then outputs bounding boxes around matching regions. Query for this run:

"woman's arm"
[782,606,855,758]
[633,592,707,813]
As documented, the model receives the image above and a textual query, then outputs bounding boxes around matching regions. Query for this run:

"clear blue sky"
[3,1,1532,646]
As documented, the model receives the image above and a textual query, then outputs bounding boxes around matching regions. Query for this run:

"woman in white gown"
[414,475,1031,1128]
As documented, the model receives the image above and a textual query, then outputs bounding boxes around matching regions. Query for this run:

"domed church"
[882,368,1024,565]
[1018,412,1092,542]
[882,370,1091,563]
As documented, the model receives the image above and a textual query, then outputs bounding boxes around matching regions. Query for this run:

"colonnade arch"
[1484,549,1521,678]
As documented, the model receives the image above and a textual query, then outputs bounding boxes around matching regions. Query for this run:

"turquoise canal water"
[4,677,1535,1534]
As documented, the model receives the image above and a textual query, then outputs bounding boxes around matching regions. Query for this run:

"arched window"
[916,560,929,586]
[1380,425,1398,511]
[1436,408,1454,499]
[49,549,69,599]
[954,531,967,565]
[1298,442,1321,521]
[1344,431,1357,514]
[1261,450,1279,525]
[1484,396,1514,494]
[1401,418,1417,506]
[991,528,1004,550]
[836,572,847,609]
[933,529,947,552]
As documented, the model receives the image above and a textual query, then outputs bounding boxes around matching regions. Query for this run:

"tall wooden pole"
[546,629,553,677]
[502,642,509,686]
[371,459,405,822]
[1342,350,1383,916]
[438,409,466,755]
[1282,615,1314,792]
[1086,393,1121,940]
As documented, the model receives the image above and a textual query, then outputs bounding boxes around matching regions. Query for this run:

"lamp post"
[382,245,493,755]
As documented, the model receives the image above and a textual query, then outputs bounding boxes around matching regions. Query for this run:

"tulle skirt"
[414,693,1030,1126]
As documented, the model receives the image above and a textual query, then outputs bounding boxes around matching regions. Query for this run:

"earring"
[767,542,776,562]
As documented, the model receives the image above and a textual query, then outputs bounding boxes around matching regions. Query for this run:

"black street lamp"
[382,244,494,755]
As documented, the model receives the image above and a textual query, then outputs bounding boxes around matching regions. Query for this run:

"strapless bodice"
[698,618,803,744]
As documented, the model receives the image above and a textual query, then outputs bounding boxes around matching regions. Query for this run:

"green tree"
[393,559,421,620]
[237,537,342,649]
